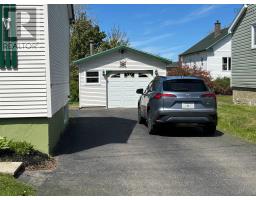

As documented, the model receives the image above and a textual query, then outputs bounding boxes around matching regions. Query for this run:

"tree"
[99,25,129,51]
[70,11,106,102]
[70,10,129,102]
[70,12,106,61]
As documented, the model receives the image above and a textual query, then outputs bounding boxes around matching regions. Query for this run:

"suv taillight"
[201,92,216,100]
[154,93,176,100]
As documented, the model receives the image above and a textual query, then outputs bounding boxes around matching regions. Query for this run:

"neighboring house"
[179,21,232,79]
[229,4,256,105]
[166,61,180,74]
[0,5,74,154]
[74,45,172,108]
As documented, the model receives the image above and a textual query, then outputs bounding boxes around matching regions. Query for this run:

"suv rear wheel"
[147,112,158,135]
[204,124,216,136]
[138,107,145,124]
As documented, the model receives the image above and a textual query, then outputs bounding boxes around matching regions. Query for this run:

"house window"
[85,71,99,84]
[222,57,231,71]
[222,57,227,70]
[252,24,256,49]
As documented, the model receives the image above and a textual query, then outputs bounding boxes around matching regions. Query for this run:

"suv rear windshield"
[163,79,208,92]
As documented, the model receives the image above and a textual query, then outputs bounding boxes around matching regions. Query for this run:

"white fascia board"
[228,5,248,34]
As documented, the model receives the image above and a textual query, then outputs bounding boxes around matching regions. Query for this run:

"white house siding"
[47,5,70,116]
[181,52,207,70]
[78,51,167,108]
[0,5,48,118]
[207,35,232,79]
[181,36,231,79]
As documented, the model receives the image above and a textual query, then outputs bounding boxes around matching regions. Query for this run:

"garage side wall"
[78,51,167,108]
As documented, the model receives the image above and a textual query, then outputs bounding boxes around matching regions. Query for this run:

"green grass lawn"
[217,95,256,143]
[0,174,35,196]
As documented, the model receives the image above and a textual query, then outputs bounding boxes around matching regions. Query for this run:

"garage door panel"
[108,71,152,108]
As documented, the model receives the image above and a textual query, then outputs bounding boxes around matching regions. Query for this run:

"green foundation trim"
[48,105,69,153]
[0,104,69,154]
[0,118,49,153]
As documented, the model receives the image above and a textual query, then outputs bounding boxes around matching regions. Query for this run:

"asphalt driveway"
[20,108,256,195]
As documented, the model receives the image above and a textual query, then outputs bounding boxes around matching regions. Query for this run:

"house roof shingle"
[180,27,229,56]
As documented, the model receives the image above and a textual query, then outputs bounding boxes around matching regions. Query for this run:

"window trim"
[251,23,256,49]
[84,70,101,85]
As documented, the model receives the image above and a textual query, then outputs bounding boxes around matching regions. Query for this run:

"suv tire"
[147,113,158,135]
[204,124,216,136]
[138,107,145,124]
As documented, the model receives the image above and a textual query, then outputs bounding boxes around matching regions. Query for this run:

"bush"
[9,141,34,156]
[212,77,232,95]
[0,137,34,156]
[70,64,79,102]
[167,65,213,88]
[0,137,10,150]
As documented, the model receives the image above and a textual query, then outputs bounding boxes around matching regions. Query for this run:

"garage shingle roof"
[73,45,173,65]
[179,27,229,56]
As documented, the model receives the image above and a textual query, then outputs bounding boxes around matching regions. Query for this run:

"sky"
[86,4,242,61]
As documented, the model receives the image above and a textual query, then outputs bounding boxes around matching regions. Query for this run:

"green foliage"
[70,12,107,62]
[212,77,232,95]
[8,141,34,156]
[0,174,35,196]
[70,11,107,101]
[70,64,79,102]
[0,137,10,150]
[70,10,129,102]
[0,137,34,156]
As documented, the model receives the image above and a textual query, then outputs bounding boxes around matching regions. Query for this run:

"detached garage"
[74,46,172,108]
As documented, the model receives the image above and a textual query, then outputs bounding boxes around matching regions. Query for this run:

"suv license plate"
[182,103,195,109]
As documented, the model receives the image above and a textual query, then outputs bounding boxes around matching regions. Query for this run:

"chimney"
[214,20,221,38]
[89,40,94,55]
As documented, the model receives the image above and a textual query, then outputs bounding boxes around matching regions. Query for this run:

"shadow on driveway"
[54,117,137,156]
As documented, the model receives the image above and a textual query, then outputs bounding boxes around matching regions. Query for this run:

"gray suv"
[136,76,217,135]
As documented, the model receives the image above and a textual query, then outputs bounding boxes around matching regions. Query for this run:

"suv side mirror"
[136,88,144,94]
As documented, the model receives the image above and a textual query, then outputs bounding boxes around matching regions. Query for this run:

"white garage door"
[108,71,153,108]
